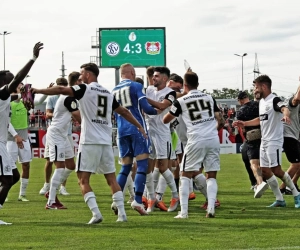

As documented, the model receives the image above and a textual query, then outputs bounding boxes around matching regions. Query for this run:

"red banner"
[28,129,81,158]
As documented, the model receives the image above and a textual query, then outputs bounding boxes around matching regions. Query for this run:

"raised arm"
[31,85,74,97]
[7,42,43,94]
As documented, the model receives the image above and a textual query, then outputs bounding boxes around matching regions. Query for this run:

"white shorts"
[149,131,172,160]
[175,139,183,155]
[181,138,220,173]
[68,134,74,149]
[76,144,115,174]
[0,142,16,175]
[170,150,177,160]
[7,140,32,163]
[44,140,50,159]
[260,144,282,168]
[46,132,74,162]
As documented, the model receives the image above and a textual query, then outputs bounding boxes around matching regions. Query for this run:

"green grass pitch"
[1,154,300,250]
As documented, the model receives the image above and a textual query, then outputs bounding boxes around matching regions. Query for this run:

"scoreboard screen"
[99,27,166,68]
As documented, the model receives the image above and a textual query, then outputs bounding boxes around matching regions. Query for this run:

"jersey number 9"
[97,95,107,117]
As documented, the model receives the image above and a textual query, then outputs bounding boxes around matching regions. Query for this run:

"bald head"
[120,63,136,81]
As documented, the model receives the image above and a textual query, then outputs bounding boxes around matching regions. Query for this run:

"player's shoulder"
[46,95,59,104]
[49,95,59,101]
[146,85,156,95]
[164,86,175,93]
[90,82,111,92]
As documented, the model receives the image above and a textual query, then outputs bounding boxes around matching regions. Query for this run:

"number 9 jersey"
[71,82,120,145]
[169,89,220,142]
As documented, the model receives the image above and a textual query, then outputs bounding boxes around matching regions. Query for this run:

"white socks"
[19,178,29,196]
[146,173,155,200]
[189,178,193,193]
[179,176,190,215]
[162,169,178,198]
[112,191,126,216]
[267,175,284,201]
[194,173,207,199]
[48,168,64,205]
[152,168,160,192]
[84,192,101,218]
[156,175,167,198]
[60,168,73,184]
[125,172,135,198]
[281,172,300,197]
[207,178,218,211]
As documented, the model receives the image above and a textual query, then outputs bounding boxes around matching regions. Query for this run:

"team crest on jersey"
[145,42,161,55]
[265,105,270,111]
[158,96,165,102]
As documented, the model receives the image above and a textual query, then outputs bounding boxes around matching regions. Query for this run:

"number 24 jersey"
[169,90,220,142]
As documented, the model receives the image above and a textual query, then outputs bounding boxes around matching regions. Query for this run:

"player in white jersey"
[39,78,72,196]
[31,63,147,224]
[279,86,300,193]
[0,42,43,225]
[163,71,224,218]
[234,75,300,208]
[145,67,179,213]
[167,74,206,201]
[7,82,50,202]
[31,84,81,209]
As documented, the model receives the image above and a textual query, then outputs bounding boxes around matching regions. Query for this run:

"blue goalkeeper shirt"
[112,79,157,137]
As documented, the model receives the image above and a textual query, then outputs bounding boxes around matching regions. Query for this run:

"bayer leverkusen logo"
[145,42,161,55]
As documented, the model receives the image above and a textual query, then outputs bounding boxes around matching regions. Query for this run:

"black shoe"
[280,188,286,194]
[295,184,300,192]
[285,188,293,195]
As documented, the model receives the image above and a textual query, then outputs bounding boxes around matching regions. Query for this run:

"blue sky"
[1,0,300,97]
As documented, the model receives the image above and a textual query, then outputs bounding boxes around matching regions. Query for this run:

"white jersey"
[283,97,300,140]
[169,90,219,142]
[170,115,188,146]
[71,82,120,145]
[48,95,79,137]
[0,86,11,143]
[259,93,285,147]
[145,86,176,135]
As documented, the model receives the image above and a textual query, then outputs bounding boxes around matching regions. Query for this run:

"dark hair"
[154,66,170,78]
[254,75,272,88]
[146,66,155,78]
[0,70,14,87]
[135,77,144,85]
[80,63,99,77]
[237,91,248,100]
[56,77,68,86]
[68,71,80,86]
[184,72,199,89]
[169,73,183,85]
